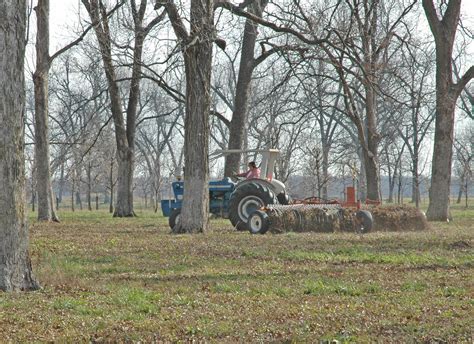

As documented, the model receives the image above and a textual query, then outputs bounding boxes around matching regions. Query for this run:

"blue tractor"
[161,149,290,230]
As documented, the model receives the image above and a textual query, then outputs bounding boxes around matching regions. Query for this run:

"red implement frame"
[292,186,380,209]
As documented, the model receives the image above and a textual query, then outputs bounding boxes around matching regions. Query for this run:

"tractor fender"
[270,179,286,195]
[236,178,285,195]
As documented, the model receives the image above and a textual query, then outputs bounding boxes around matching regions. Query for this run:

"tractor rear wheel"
[228,181,277,231]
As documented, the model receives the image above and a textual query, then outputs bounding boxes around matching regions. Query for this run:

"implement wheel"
[228,181,277,231]
[248,210,270,234]
[355,210,373,233]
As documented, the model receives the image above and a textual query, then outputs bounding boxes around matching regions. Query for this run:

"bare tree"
[136,91,180,212]
[303,145,332,198]
[290,58,345,199]
[32,0,115,221]
[81,0,164,217]
[380,138,406,203]
[47,50,107,211]
[0,0,39,291]
[322,0,417,202]
[390,43,435,208]
[422,0,474,220]
[33,0,63,222]
[157,0,215,233]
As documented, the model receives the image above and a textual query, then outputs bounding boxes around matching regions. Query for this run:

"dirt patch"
[447,240,472,250]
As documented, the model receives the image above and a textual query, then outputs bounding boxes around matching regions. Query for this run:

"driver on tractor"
[236,161,261,179]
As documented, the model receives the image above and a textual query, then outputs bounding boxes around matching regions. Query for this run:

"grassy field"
[0,204,472,342]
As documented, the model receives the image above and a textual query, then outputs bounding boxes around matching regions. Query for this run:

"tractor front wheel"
[169,208,181,230]
[228,182,277,231]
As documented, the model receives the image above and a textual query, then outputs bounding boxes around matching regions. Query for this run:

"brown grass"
[0,207,472,342]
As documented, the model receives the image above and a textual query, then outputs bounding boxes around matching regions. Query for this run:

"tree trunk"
[76,191,82,210]
[388,174,395,203]
[58,159,65,203]
[397,174,403,204]
[411,174,417,204]
[456,176,463,204]
[153,159,161,213]
[33,0,59,223]
[414,176,421,209]
[71,174,75,212]
[113,150,134,217]
[0,0,39,291]
[49,184,57,215]
[87,161,92,211]
[321,145,330,199]
[154,189,159,213]
[315,155,321,199]
[224,0,268,176]
[172,0,213,233]
[464,178,469,208]
[412,154,421,209]
[358,149,367,201]
[109,189,114,214]
[426,98,457,220]
[364,152,380,202]
[385,147,394,203]
[109,157,114,214]
[364,83,381,202]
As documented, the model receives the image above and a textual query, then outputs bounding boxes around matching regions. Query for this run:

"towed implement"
[247,187,374,235]
[247,202,373,235]
[247,187,429,235]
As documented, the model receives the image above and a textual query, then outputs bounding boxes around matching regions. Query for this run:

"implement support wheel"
[248,210,270,234]
[355,210,373,233]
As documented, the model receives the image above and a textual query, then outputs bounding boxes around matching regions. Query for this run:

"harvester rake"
[248,202,372,235]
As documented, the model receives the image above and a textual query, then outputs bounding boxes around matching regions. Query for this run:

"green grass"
[0,206,472,342]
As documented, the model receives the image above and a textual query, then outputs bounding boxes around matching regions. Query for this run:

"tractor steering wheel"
[230,175,244,183]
